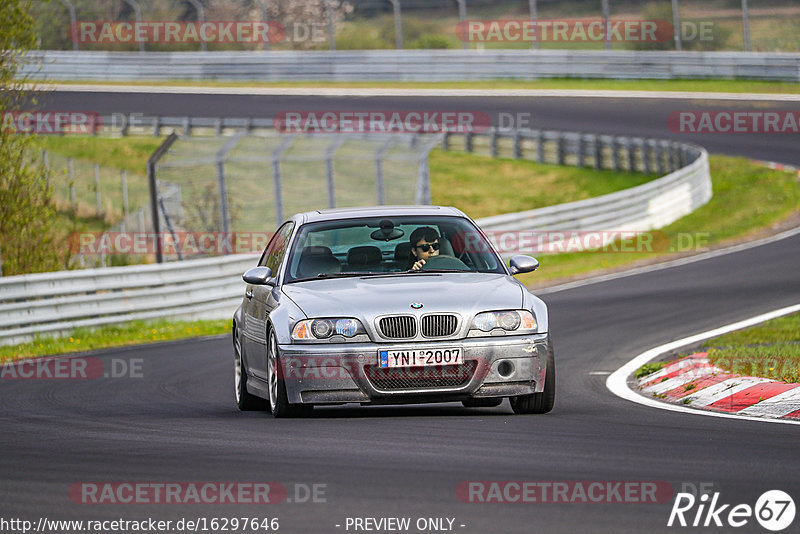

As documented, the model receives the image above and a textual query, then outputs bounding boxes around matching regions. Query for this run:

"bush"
[408,34,455,49]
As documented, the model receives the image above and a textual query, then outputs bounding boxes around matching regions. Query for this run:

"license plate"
[379,348,463,368]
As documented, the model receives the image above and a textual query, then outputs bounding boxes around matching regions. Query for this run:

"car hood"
[282,273,523,321]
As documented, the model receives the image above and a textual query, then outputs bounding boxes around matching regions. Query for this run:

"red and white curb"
[607,302,800,426]
[638,353,800,420]
[752,160,800,178]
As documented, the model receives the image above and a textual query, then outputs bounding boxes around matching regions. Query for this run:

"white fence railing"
[0,127,711,346]
[22,50,800,82]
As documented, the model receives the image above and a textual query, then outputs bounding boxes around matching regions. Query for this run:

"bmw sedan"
[232,205,554,417]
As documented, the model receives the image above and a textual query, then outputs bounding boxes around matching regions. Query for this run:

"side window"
[258,222,294,274]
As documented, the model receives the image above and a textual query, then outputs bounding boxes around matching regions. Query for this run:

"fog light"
[497,360,514,378]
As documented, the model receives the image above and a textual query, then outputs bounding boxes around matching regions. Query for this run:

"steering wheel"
[419,254,470,271]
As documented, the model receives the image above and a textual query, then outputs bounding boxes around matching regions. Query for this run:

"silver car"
[232,206,554,417]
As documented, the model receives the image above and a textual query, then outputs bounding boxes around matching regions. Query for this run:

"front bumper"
[277,333,549,405]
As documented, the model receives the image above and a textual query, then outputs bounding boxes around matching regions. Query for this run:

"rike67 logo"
[668,489,795,531]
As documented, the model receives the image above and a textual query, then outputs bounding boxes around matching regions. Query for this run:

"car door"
[243,222,294,380]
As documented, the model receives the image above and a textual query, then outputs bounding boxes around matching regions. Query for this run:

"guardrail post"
[656,141,666,175]
[611,137,620,172]
[513,130,521,159]
[593,134,602,170]
[742,0,751,52]
[576,133,585,167]
[147,133,179,263]
[490,128,498,158]
[183,117,191,137]
[186,0,207,52]
[626,138,635,171]
[121,115,130,136]
[153,116,160,137]
[465,132,474,153]
[557,133,565,166]
[528,0,539,50]
[59,0,79,51]
[272,136,296,226]
[536,130,544,163]
[215,118,222,136]
[456,0,468,50]
[389,0,403,49]
[601,0,611,51]
[442,132,450,151]
[671,0,682,51]
[643,139,653,174]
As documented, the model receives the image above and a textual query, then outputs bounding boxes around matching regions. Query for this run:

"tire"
[462,398,503,408]
[234,324,266,411]
[267,329,312,418]
[510,335,555,415]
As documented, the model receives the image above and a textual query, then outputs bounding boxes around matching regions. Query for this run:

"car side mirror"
[242,266,275,286]
[509,255,539,275]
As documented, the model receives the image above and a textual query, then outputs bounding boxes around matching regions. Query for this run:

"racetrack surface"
[2,91,799,533]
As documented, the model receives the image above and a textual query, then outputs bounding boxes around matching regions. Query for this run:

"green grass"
[430,150,657,219]
[0,319,230,363]
[699,312,800,383]
[44,78,800,94]
[516,156,800,285]
[635,361,665,378]
[36,136,163,172]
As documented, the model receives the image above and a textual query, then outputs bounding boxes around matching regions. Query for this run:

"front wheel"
[510,335,555,414]
[267,330,312,418]
[234,325,265,411]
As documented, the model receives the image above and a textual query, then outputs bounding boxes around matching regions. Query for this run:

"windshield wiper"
[290,271,387,282]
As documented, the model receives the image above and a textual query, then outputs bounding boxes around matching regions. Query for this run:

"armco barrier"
[21,50,800,82]
[0,254,257,346]
[0,126,711,346]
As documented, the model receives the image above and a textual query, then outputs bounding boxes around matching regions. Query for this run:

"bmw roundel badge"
[410,303,423,309]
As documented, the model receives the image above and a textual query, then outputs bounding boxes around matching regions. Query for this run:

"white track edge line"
[606,302,800,426]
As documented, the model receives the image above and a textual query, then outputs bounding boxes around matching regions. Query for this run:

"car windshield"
[284,215,506,282]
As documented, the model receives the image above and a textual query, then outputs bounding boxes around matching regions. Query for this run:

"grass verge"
[41,78,800,95]
[515,156,800,285]
[0,319,230,363]
[701,312,800,383]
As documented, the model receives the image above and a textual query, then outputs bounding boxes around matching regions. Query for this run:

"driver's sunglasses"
[416,242,440,252]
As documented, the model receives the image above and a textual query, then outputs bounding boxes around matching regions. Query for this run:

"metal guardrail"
[0,125,711,346]
[0,254,257,346]
[23,50,800,82]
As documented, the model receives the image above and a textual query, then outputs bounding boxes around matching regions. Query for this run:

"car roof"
[292,205,467,224]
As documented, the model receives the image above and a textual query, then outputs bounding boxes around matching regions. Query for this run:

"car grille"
[365,360,477,390]
[421,314,458,337]
[378,316,417,339]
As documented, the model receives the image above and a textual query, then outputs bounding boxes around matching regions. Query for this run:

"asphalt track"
[2,90,799,533]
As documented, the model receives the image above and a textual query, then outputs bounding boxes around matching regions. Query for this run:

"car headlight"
[292,318,365,340]
[470,310,536,334]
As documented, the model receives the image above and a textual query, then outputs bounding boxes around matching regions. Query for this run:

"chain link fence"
[151,129,441,260]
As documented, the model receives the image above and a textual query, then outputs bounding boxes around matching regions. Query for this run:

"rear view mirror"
[242,266,275,285]
[509,255,539,275]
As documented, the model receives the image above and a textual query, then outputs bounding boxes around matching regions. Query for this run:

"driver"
[408,226,440,271]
